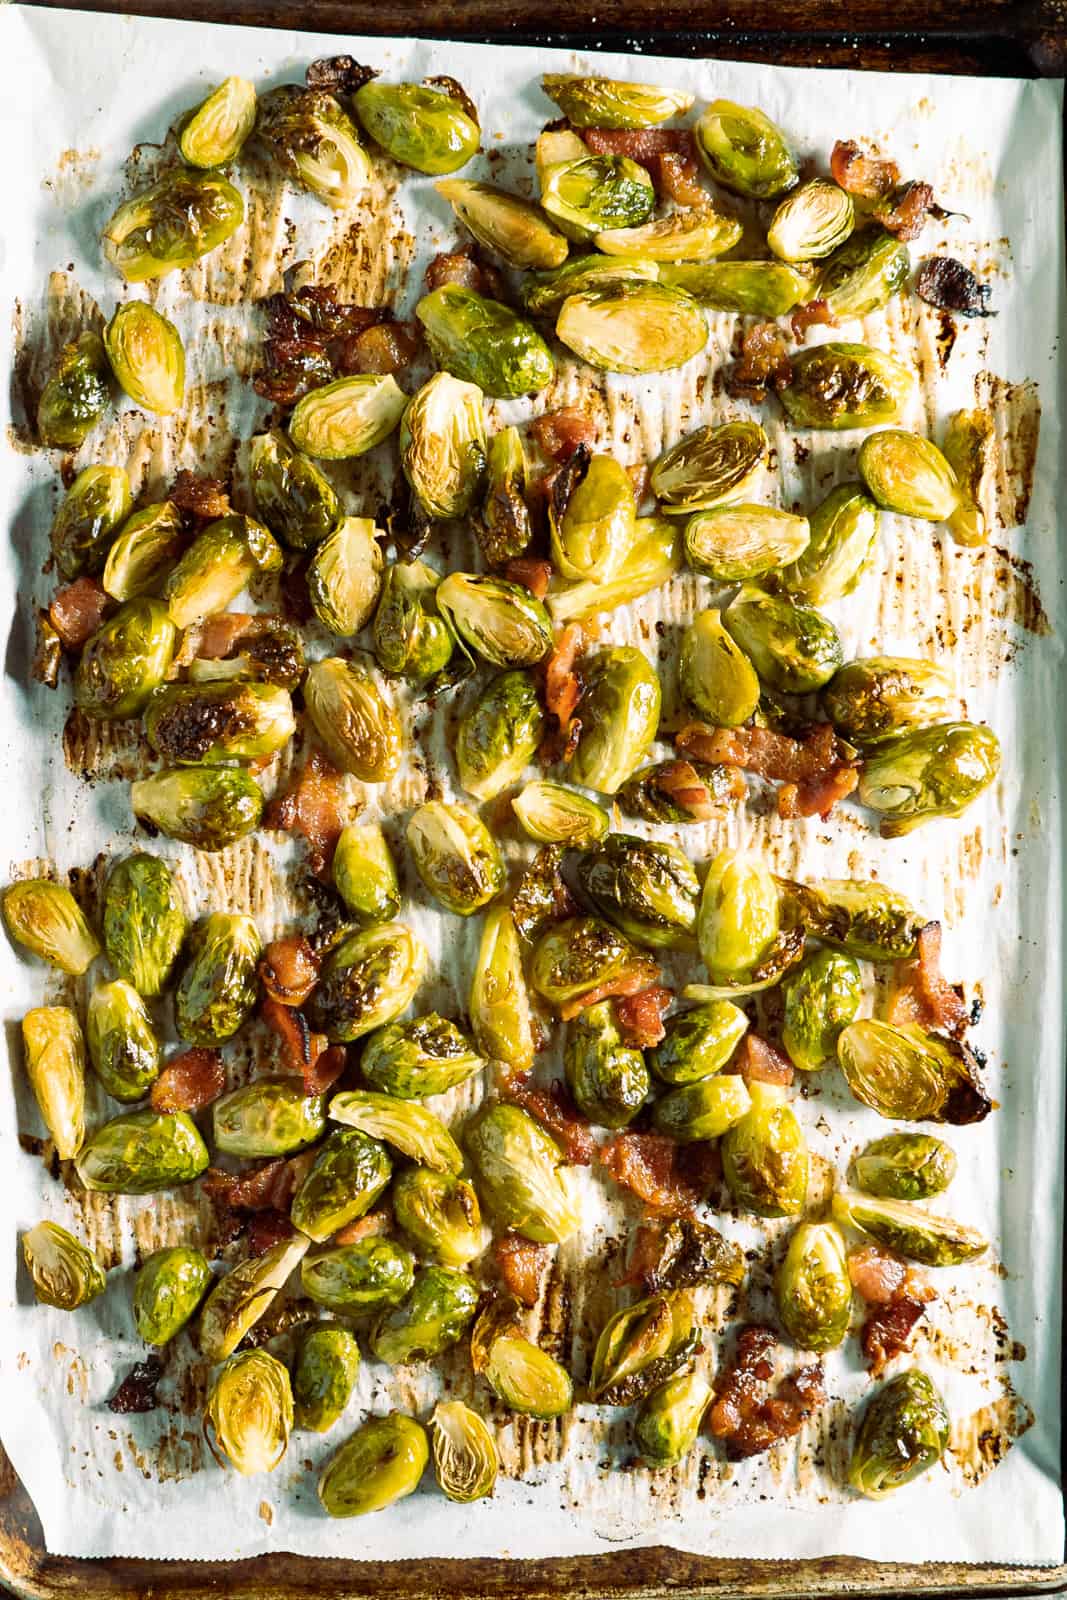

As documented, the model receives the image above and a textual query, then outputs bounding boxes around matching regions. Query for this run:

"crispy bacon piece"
[275,286,386,339]
[829,139,900,199]
[886,922,968,1037]
[544,622,585,728]
[425,250,486,293]
[727,321,794,403]
[504,557,552,600]
[677,722,859,821]
[582,126,694,194]
[494,1233,550,1307]
[305,55,375,94]
[265,749,347,877]
[733,1034,794,1087]
[203,1150,315,1216]
[169,470,230,526]
[658,146,706,207]
[708,1326,826,1460]
[254,347,335,405]
[878,181,947,242]
[259,936,320,1007]
[850,1244,935,1376]
[108,1358,164,1415]
[638,758,745,822]
[255,289,389,403]
[558,963,661,1022]
[149,1048,225,1113]
[790,298,837,342]
[261,995,328,1076]
[529,408,596,464]
[49,578,110,651]
[778,764,859,821]
[599,1131,715,1217]
[247,1209,296,1256]
[336,319,422,375]
[502,1078,595,1165]
[861,1297,925,1377]
[915,257,995,319]
[616,1215,741,1293]
[305,1043,347,1097]
[333,1208,393,1246]
[848,1241,907,1305]
[615,985,673,1050]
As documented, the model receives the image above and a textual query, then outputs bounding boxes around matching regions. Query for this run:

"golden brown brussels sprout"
[103,853,185,999]
[677,609,761,727]
[541,154,654,242]
[249,429,340,550]
[37,331,111,448]
[289,374,405,461]
[293,1326,361,1434]
[721,1081,808,1217]
[437,574,552,669]
[258,85,371,206]
[822,656,955,748]
[648,1000,748,1085]
[549,451,637,586]
[319,1413,429,1518]
[330,1089,463,1175]
[178,76,257,167]
[74,599,177,720]
[332,824,401,927]
[373,560,454,686]
[556,282,707,374]
[781,343,914,431]
[781,483,880,607]
[436,179,568,270]
[401,371,487,520]
[4,881,100,975]
[697,851,779,986]
[198,1234,310,1361]
[466,1102,579,1244]
[353,79,479,174]
[416,285,555,400]
[205,1349,293,1475]
[564,999,650,1128]
[485,1336,574,1417]
[596,208,743,262]
[684,504,809,582]
[530,915,652,1012]
[849,1369,950,1499]
[301,1238,415,1312]
[87,979,161,1103]
[546,512,682,623]
[541,73,693,128]
[457,672,544,802]
[289,1128,393,1243]
[767,178,854,263]
[50,464,132,580]
[781,950,863,1073]
[103,170,245,281]
[858,429,960,521]
[851,1132,957,1202]
[212,1076,325,1157]
[941,408,994,547]
[174,912,260,1045]
[303,514,382,634]
[659,259,809,316]
[512,781,609,847]
[306,922,427,1044]
[370,1265,480,1364]
[569,646,660,795]
[694,100,798,199]
[304,656,402,782]
[576,833,699,951]
[652,420,767,516]
[619,758,744,825]
[634,1369,711,1467]
[774,1221,852,1352]
[477,426,532,567]
[133,1245,212,1345]
[857,723,1001,836]
[775,876,924,962]
[393,1168,489,1268]
[469,907,536,1075]
[723,585,843,694]
[651,1073,751,1141]
[22,1221,106,1310]
[361,1013,483,1099]
[833,1188,986,1267]
[837,1019,992,1125]
[431,1401,498,1502]
[102,501,185,601]
[163,513,282,630]
[75,1108,209,1193]
[589,1291,699,1404]
[130,766,264,851]
[406,800,505,917]
[522,252,660,318]
[104,302,185,415]
[817,229,910,319]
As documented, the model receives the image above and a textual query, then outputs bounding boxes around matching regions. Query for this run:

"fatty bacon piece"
[259,935,320,1007]
[261,995,347,1096]
[538,622,587,765]
[790,298,836,343]
[169,470,231,527]
[885,922,968,1038]
[501,1076,595,1166]
[504,557,553,600]
[265,749,348,877]
[494,1233,551,1307]
[829,139,900,199]
[849,1243,936,1377]
[582,127,701,199]
[598,1131,718,1217]
[707,1325,827,1460]
[876,181,954,242]
[149,1048,225,1113]
[529,408,597,464]
[614,985,673,1049]
[335,319,422,376]
[676,721,859,821]
[731,1033,794,1087]
[726,321,794,404]
[49,578,111,651]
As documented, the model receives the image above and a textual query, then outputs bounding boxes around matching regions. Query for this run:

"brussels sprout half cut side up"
[437,180,568,270]
[289,375,406,461]
[303,656,403,782]
[22,1221,106,1311]
[104,303,185,415]
[556,283,707,374]
[204,1349,293,1475]
[407,801,506,916]
[837,1019,993,1125]
[4,881,100,976]
[652,420,767,516]
[257,86,372,207]
[178,76,257,168]
[400,372,487,521]
[131,767,264,852]
[694,100,798,199]
[432,1400,498,1502]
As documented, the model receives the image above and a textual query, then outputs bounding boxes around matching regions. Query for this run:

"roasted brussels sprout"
[652,420,767,516]
[416,285,554,400]
[205,1349,293,1475]
[512,781,609,847]
[547,512,682,623]
[304,656,402,782]
[437,179,568,270]
[104,302,185,415]
[781,343,914,431]
[541,73,693,128]
[721,1082,808,1217]
[564,1000,650,1128]
[75,1108,209,1193]
[851,1132,957,1202]
[768,179,854,263]
[776,876,924,962]
[781,483,880,606]
[4,881,100,975]
[432,1400,498,1502]
[21,1008,85,1160]
[697,851,779,986]
[330,1089,463,1175]
[723,586,842,694]
[102,501,185,601]
[130,766,264,851]
[485,1336,574,1417]
[837,1019,992,1124]
[849,1369,950,1499]
[834,1188,986,1268]
[163,513,282,630]
[37,331,111,447]
[822,657,955,748]
[289,1127,393,1242]
[50,464,132,580]
[818,229,911,319]
[694,100,798,199]
[301,1238,415,1312]
[178,75,257,167]
[684,504,809,582]
[293,1326,361,1434]
[306,922,428,1044]
[332,824,401,927]
[87,979,161,1103]
[522,252,660,318]
[678,608,761,727]
[556,283,707,374]
[858,430,960,522]
[941,408,994,547]
[540,153,654,241]
[400,372,487,520]
[651,1073,752,1141]
[174,913,259,1046]
[353,78,479,174]
[596,208,742,263]
[466,1103,579,1244]
[648,1000,748,1085]
[249,429,340,550]
[74,599,176,721]
[858,723,1000,836]
[634,1370,711,1468]
[145,680,294,766]
[198,1234,310,1361]
[576,833,698,951]
[530,915,653,1011]
[469,908,536,1074]
[361,1013,484,1099]
[212,1076,325,1158]
[476,426,532,566]
[659,259,809,316]
[289,373,405,460]
[589,1292,698,1404]
[406,801,505,917]
[133,1246,212,1345]
[774,1221,851,1352]
[318,1413,429,1518]
[186,617,305,691]
[393,1168,489,1268]
[436,574,552,668]
[620,758,745,825]
[258,85,371,206]
[511,844,574,947]
[456,672,544,802]
[22,1221,106,1310]
[568,646,660,795]
[370,1265,480,1364]
[103,170,244,281]
[548,450,637,585]
[781,950,863,1073]
[373,560,454,686]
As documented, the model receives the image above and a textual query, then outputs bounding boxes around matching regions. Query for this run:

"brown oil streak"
[948,1382,1035,1489]
[975,370,1041,532]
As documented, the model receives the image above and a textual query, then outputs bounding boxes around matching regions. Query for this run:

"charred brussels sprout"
[512,781,609,846]
[694,100,798,199]
[432,1401,498,1502]
[659,260,809,316]
[306,923,427,1044]
[485,1337,573,1417]
[823,657,955,747]
[767,178,854,263]
[103,501,186,601]
[648,1001,748,1085]
[564,1000,650,1128]
[304,656,402,782]
[50,464,132,580]
[652,420,767,516]
[332,824,401,926]
[198,1234,310,1361]
[75,1108,209,1193]
[130,767,263,851]
[781,950,863,1073]
[634,1370,711,1468]
[684,504,809,582]
[569,646,660,795]
[318,1413,429,1518]
[145,680,295,765]
[818,229,910,319]
[781,343,913,431]
[837,1019,992,1125]
[393,1169,489,1268]
[437,574,552,668]
[212,1076,326,1157]
[361,1013,484,1099]
[74,600,177,720]
[478,426,532,566]
[851,1132,957,1202]
[858,723,1001,836]
[620,758,745,825]
[205,1349,293,1475]
[373,561,453,687]
[329,1090,463,1175]
[547,512,683,623]
[589,1292,699,1405]
[103,170,244,281]
[596,209,742,263]
[186,618,305,691]
[548,450,637,584]
[103,853,186,998]
[651,1073,752,1141]
[775,877,924,962]
[289,374,405,461]
[540,154,653,241]
[576,833,699,951]
[723,585,842,694]
[133,1246,212,1344]
[370,1265,480,1364]
[530,915,653,1012]
[697,851,779,986]
[941,408,994,547]
[293,1326,360,1434]
[257,86,371,206]
[774,1221,851,1351]
[249,430,340,549]
[678,609,760,726]
[721,1082,808,1217]
[542,74,693,128]
[400,372,487,520]
[104,302,185,415]
[301,1238,415,1312]
[290,1128,392,1243]
[466,1103,579,1244]
[782,483,880,606]
[522,253,660,319]
[556,283,706,374]
[833,1188,986,1267]
[163,514,282,630]
[22,1221,105,1310]
[87,980,161,1102]
[174,913,260,1045]
[437,180,567,270]
[406,801,505,917]
[849,1370,949,1499]
[858,430,960,521]
[37,331,111,447]
[469,907,536,1074]
[416,285,554,400]
[457,672,544,801]
[353,79,479,175]
[179,75,257,167]
[5,882,100,975]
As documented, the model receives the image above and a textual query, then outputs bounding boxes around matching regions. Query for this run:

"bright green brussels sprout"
[330,1089,463,1175]
[849,1369,950,1499]
[684,504,809,582]
[469,907,535,1074]
[941,408,994,547]
[353,78,479,174]
[833,1187,986,1267]
[857,723,1000,836]
[541,73,693,128]
[289,1128,393,1243]
[104,302,185,415]
[249,429,340,549]
[332,824,401,927]
[75,1108,209,1193]
[186,615,305,691]
[620,758,745,824]
[436,574,552,669]
[37,331,111,447]
[485,1336,574,1417]
[400,372,487,520]
[289,373,405,460]
[179,75,257,167]
[721,1081,808,1217]
[466,1102,579,1244]
[87,979,161,1103]
[817,229,910,319]
[596,208,742,263]
[564,1000,650,1128]
[319,1413,429,1518]
[652,421,767,516]
[548,450,637,584]
[301,1238,415,1312]
[103,170,244,280]
[781,483,880,606]
[74,599,177,720]
[361,1013,483,1099]
[306,514,384,635]
[658,260,809,316]
[781,950,863,1073]
[547,512,682,624]
[837,1019,992,1124]
[556,283,707,374]
[163,513,282,629]
[133,1245,212,1344]
[50,464,132,580]
[576,833,699,951]
[105,852,186,997]
[174,912,260,1045]
[477,426,532,566]
[130,766,264,851]
[634,1369,711,1467]
[767,178,854,263]
[530,915,654,1012]
[569,646,660,795]
[697,851,779,985]
[652,1073,752,1142]
[212,1076,326,1157]
[678,608,761,726]
[823,657,956,749]
[540,153,654,242]
[694,100,798,198]
[205,1349,293,1475]
[198,1234,310,1361]
[22,1221,106,1310]
[257,85,371,206]
[145,680,295,766]
[372,560,454,687]
[370,1265,480,1364]
[304,656,402,782]
[723,586,842,695]
[416,285,554,400]
[306,922,428,1044]
[522,252,660,318]
[774,1221,852,1352]
[102,501,185,601]
[781,343,914,431]
[457,672,544,802]
[851,1132,957,1201]
[406,801,505,917]
[4,881,100,975]
[775,876,924,962]
[858,429,961,522]
[512,781,609,846]
[648,1001,748,1085]
[437,179,568,271]
[293,1326,360,1434]
[431,1400,498,1502]
[589,1291,699,1404]
[393,1168,489,1268]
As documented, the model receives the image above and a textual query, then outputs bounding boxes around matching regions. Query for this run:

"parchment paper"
[0,5,1063,1567]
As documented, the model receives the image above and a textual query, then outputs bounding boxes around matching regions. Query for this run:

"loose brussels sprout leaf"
[522,252,660,319]
[257,86,372,206]
[330,1088,463,1175]
[432,1400,498,1502]
[370,1265,480,1364]
[130,766,264,852]
[478,425,532,566]
[416,285,555,400]
[648,1000,749,1085]
[549,451,637,586]
[74,599,177,720]
[569,646,660,795]
[620,757,745,825]
[174,912,260,1045]
[781,482,880,607]
[767,178,854,263]
[541,154,654,242]
[851,1132,957,1202]
[469,907,536,1075]
[659,260,809,317]
[75,1108,209,1193]
[50,464,132,580]
[293,1326,361,1433]
[775,876,925,962]
[87,979,161,1103]
[530,915,654,1011]
[857,722,1000,836]
[652,1073,752,1141]
[37,331,111,448]
[306,922,428,1044]
[22,1221,106,1310]
[697,850,779,985]
[406,800,505,917]
[678,609,761,726]
[393,1168,489,1268]
[249,429,341,550]
[634,1370,712,1467]
[684,504,810,582]
[833,1187,987,1267]
[485,1336,574,1417]
[781,950,863,1072]
[179,76,257,167]
[652,420,767,516]
[837,1019,992,1124]
[547,514,683,623]
[401,371,487,520]
[457,671,544,802]
[694,100,798,198]
[4,881,100,975]
[564,999,650,1128]
[301,1238,415,1312]
[318,1413,429,1518]
[104,302,185,415]
[212,1076,326,1157]
[163,513,282,630]
[781,343,914,431]
[205,1349,293,1475]
[361,1013,484,1099]
[289,374,406,461]
[304,656,402,782]
[102,501,186,601]
[103,170,245,281]
[723,585,843,694]
[541,74,693,129]
[133,1245,212,1345]
[512,781,610,846]
[818,229,911,319]
[305,515,383,635]
[941,408,995,547]
[774,1221,852,1352]
[466,1103,579,1244]
[437,180,568,270]
[823,656,955,748]
[858,429,961,521]
[437,574,552,669]
[849,1369,950,1499]
[596,208,743,263]
[289,1128,393,1243]
[576,833,699,951]
[199,1234,310,1361]
[106,852,188,997]
[333,823,401,927]
[589,1291,699,1404]
[556,283,707,374]
[721,1081,809,1217]
[353,79,479,174]
[373,560,455,687]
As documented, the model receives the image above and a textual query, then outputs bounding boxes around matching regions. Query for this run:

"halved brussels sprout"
[620,758,745,824]
[102,501,185,601]
[432,1401,498,1502]
[659,260,809,317]
[163,513,282,630]
[541,74,693,128]
[818,229,910,319]
[781,950,863,1073]
[103,170,244,280]
[652,421,767,516]
[258,85,371,205]
[631,1219,745,1295]
[87,979,161,1103]
[212,1076,326,1157]
[823,657,955,748]
[304,656,402,782]
[589,1291,698,1404]
[511,844,574,947]
[22,1221,105,1310]
[289,374,405,461]
[75,1108,209,1193]
[849,1369,950,1499]
[293,1326,361,1434]
[477,426,532,567]
[330,1089,463,1175]
[373,560,454,686]
[837,1019,992,1124]
[74,599,177,721]
[549,515,677,627]
[301,1238,415,1312]
[361,1013,484,1099]
[634,1370,711,1467]
[651,1073,752,1141]
[576,833,699,951]
[198,1234,310,1361]
[684,505,809,582]
[564,999,650,1128]
[457,672,544,801]
[130,766,264,851]
[522,252,660,318]
[305,515,383,635]
[781,343,914,431]
[697,851,779,985]
[466,1102,579,1244]
[353,79,479,174]
[407,800,505,917]
[370,1265,480,1364]
[319,1413,429,1518]
[858,430,961,521]
[469,907,536,1075]
[694,100,798,199]
[289,1127,393,1242]
[436,574,552,668]
[306,922,427,1044]
[485,1336,574,1417]
[133,1245,212,1344]
[416,286,554,400]
[4,881,100,975]
[833,1188,987,1267]
[595,208,742,262]
[179,75,257,167]
[530,915,654,1011]
[249,429,340,549]
[648,1000,748,1085]
[205,1349,293,1476]
[512,781,609,846]
[37,331,111,448]
[174,912,260,1045]
[774,1221,852,1352]
[541,154,654,242]
[556,283,707,374]
[677,609,761,727]
[568,646,660,795]
[721,1081,808,1217]
[851,1132,957,1202]
[857,723,1001,836]
[941,408,994,547]
[723,585,843,694]
[775,876,924,962]
[781,483,880,606]
[332,823,401,926]
[549,450,637,585]
[437,179,568,270]
[393,1168,489,1268]
[104,302,185,415]
[768,179,854,263]
[50,464,132,580]
[401,371,487,520]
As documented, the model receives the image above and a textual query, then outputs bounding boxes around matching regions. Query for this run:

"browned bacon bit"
[108,1357,164,1415]
[829,139,900,200]
[203,1158,290,1214]
[732,1033,794,1087]
[305,55,375,94]
[168,470,230,526]
[529,407,597,464]
[708,1326,826,1460]
[150,1048,225,1114]
[790,298,837,343]
[259,936,320,1007]
[425,249,486,293]
[194,612,258,660]
[886,921,968,1037]
[247,1209,296,1257]
[677,721,859,822]
[599,1131,708,1217]
[778,763,859,821]
[494,1233,550,1307]
[504,557,552,600]
[877,181,951,242]
[304,1043,347,1098]
[658,145,706,207]
[254,346,335,406]
[544,622,585,729]
[336,319,422,375]
[32,609,62,689]
[503,1078,595,1165]
[255,289,389,403]
[49,578,111,651]
[850,1245,936,1376]
[279,286,387,339]
[848,1242,907,1305]
[582,126,690,173]
[727,321,794,403]
[333,1207,393,1246]
[615,985,673,1050]
[558,962,661,1022]
[264,749,347,877]
[618,1215,742,1293]
[915,256,995,319]
[262,995,327,1075]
